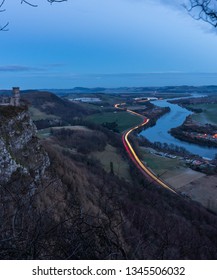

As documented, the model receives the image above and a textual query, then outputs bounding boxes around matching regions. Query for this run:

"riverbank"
[138,135,216,175]
[140,147,217,213]
[120,95,217,212]
[140,98,217,159]
[170,115,217,148]
[169,94,217,126]
[140,146,205,187]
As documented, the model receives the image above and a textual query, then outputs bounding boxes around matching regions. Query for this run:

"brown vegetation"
[22,91,99,129]
[2,109,217,259]
[170,116,217,149]
[40,127,217,259]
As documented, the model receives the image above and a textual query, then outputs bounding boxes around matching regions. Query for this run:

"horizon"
[3,72,217,90]
[1,1,217,88]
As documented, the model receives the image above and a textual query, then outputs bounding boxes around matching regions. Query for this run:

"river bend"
[140,99,217,159]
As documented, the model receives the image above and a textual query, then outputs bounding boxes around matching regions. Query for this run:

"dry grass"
[180,175,217,213]
[37,125,92,138]
[52,125,92,132]
[29,107,59,121]
[91,144,132,182]
[140,147,217,213]
[165,168,205,189]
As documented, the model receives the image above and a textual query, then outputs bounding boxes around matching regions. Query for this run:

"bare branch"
[0,0,68,31]
[20,0,68,7]
[21,0,38,8]
[0,21,8,31]
[185,0,217,27]
[0,0,6,12]
[47,0,67,3]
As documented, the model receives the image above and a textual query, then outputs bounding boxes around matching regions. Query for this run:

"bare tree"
[0,0,67,30]
[0,0,8,31]
[21,0,67,6]
[185,0,217,27]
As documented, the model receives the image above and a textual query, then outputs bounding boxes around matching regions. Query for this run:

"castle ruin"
[0,87,20,106]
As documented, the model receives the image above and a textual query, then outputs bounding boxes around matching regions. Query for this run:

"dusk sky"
[1,0,217,89]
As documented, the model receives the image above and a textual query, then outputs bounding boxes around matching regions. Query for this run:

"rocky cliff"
[0,105,123,259]
[0,106,50,187]
[1,105,217,260]
[0,106,59,259]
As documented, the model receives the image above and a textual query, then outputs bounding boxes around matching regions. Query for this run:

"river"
[139,98,217,159]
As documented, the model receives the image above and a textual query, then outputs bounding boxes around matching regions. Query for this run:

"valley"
[1,87,217,259]
[24,89,217,211]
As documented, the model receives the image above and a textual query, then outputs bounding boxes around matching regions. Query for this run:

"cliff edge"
[0,106,50,187]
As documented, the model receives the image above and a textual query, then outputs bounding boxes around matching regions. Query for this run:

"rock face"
[0,106,67,259]
[0,106,50,186]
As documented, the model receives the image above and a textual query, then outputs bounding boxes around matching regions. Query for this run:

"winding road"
[115,103,177,194]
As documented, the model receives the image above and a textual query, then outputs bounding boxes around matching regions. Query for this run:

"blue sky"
[1,0,217,89]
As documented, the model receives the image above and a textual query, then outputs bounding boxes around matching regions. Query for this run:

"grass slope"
[86,111,142,132]
[191,103,217,125]
[91,144,132,181]
[23,91,96,122]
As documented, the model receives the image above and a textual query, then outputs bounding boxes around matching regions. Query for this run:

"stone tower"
[11,87,20,106]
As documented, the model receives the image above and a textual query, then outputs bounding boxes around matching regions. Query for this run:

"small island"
[170,115,217,148]
[169,96,217,148]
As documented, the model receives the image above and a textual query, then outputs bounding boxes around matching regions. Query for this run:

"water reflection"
[140,99,217,159]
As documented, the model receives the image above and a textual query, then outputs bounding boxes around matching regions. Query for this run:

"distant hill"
[22,90,99,129]
[0,90,11,96]
[2,96,217,259]
[39,85,217,96]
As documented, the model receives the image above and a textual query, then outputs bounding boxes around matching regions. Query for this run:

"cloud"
[43,63,66,68]
[146,0,187,11]
[0,65,43,72]
[154,0,184,7]
[0,64,68,76]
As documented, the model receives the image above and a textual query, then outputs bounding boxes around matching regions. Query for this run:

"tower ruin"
[10,87,20,106]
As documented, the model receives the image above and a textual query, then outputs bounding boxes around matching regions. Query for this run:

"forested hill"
[1,105,217,259]
[22,91,99,128]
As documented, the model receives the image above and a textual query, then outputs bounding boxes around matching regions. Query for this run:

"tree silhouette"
[0,0,67,31]
[2,1,217,31]
[185,0,217,27]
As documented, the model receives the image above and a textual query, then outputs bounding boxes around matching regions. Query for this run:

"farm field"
[86,111,142,132]
[140,147,217,213]
[141,147,205,188]
[141,147,185,179]
[190,103,217,125]
[180,175,217,213]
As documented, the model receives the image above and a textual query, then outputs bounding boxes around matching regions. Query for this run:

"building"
[0,87,20,106]
[70,97,101,103]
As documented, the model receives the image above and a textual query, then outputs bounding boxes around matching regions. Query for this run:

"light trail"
[115,103,177,194]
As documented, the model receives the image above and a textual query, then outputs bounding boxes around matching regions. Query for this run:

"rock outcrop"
[0,106,50,186]
[0,106,57,259]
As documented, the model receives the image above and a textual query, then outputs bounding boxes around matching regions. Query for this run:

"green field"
[141,148,184,179]
[86,111,142,132]
[190,103,217,125]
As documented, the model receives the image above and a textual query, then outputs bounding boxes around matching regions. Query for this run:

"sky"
[1,0,217,89]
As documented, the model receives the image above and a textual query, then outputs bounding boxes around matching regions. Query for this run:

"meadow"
[86,111,142,132]
[190,103,217,125]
